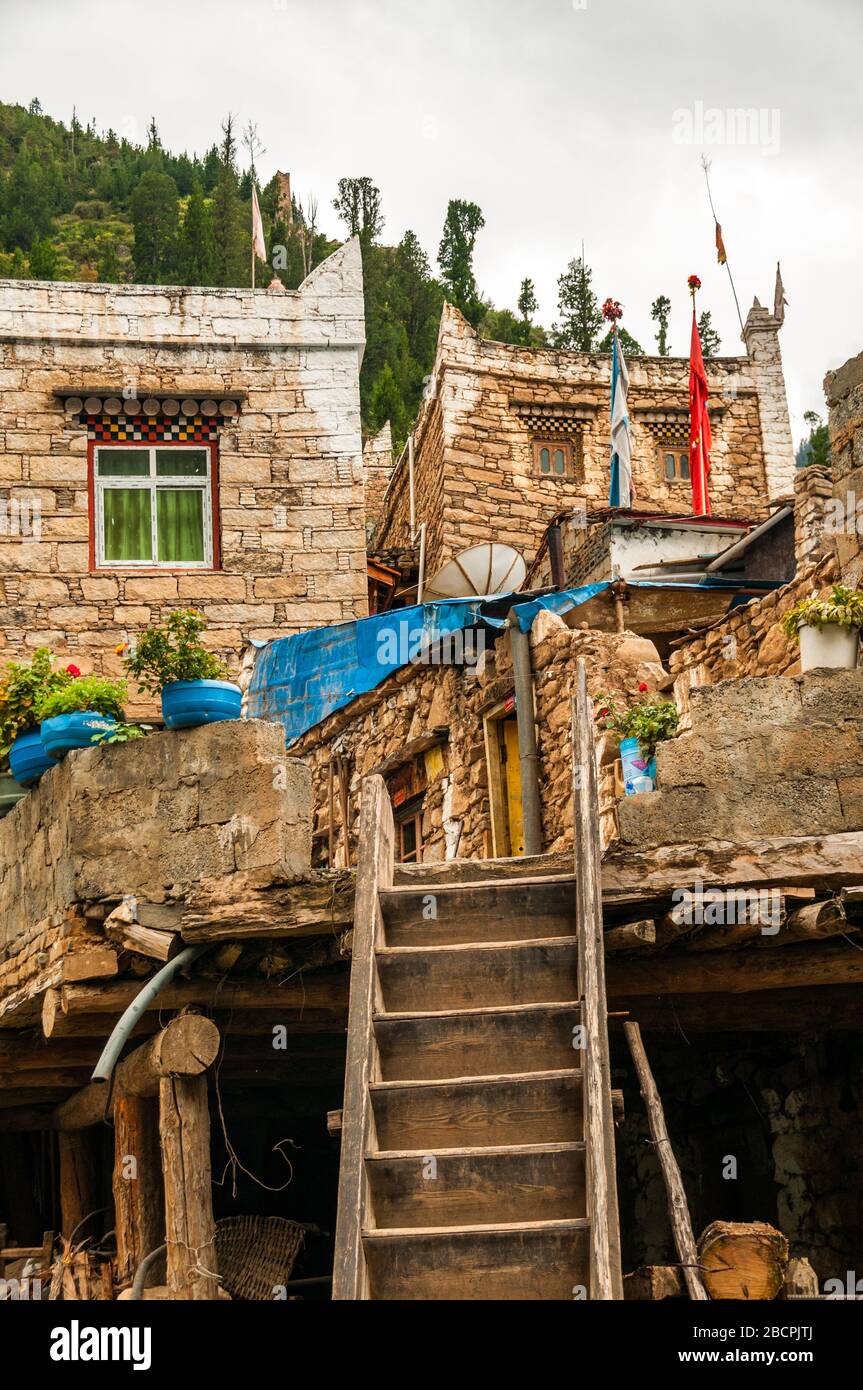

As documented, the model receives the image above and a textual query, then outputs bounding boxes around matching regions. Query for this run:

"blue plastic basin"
[41,711,117,758]
[161,679,242,730]
[9,728,57,785]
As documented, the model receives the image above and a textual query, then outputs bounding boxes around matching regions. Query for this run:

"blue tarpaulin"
[247,577,779,743]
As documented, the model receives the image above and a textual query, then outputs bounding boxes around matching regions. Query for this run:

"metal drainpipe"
[547,523,566,591]
[90,944,210,1085]
[507,613,543,857]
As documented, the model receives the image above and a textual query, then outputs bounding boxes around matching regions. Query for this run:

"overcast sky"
[2,0,860,439]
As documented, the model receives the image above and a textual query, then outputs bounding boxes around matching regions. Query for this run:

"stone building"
[0,241,368,710]
[370,295,796,592]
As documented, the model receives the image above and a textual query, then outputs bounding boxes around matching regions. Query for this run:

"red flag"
[689,310,712,515]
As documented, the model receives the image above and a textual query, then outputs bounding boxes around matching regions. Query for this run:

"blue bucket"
[9,728,57,785]
[41,711,117,758]
[161,679,242,730]
[620,737,656,795]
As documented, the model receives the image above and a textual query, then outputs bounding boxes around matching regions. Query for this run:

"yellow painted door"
[502,717,525,857]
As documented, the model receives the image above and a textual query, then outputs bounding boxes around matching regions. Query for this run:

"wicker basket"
[215,1216,307,1301]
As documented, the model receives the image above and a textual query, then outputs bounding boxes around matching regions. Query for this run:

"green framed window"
[94,446,213,567]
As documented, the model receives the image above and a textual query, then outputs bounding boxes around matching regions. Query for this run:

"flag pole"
[701,156,745,339]
[251,182,256,290]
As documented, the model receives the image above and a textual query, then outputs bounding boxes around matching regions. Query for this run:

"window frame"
[88,440,220,572]
[532,438,574,479]
[657,443,691,485]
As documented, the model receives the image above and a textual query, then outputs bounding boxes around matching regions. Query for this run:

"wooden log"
[58,1130,101,1240]
[572,667,623,1301]
[624,1021,708,1301]
[609,984,863,1033]
[104,912,179,963]
[54,1015,220,1132]
[159,1074,219,1299]
[61,947,119,983]
[623,1265,685,1300]
[112,1096,164,1289]
[753,898,852,947]
[603,831,863,896]
[604,920,656,952]
[333,775,394,1302]
[181,873,354,942]
[698,1220,789,1300]
[56,974,349,1018]
[607,939,863,996]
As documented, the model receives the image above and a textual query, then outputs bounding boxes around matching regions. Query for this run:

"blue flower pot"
[9,728,57,785]
[41,711,117,759]
[161,679,242,730]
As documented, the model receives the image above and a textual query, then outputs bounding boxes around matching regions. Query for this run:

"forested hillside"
[0,100,713,445]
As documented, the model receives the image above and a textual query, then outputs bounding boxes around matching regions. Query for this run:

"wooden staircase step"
[379,879,574,946]
[370,1070,585,1150]
[366,1142,586,1228]
[391,857,575,888]
[374,1002,582,1080]
[362,1218,591,1300]
[376,937,579,1012]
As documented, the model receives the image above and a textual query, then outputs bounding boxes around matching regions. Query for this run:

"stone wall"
[826,349,863,585]
[618,670,863,849]
[668,465,839,717]
[0,719,311,955]
[0,242,368,715]
[373,296,795,579]
[362,420,394,540]
[291,617,665,866]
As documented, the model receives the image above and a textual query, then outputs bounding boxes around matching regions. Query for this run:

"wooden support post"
[624,1021,708,1301]
[54,1015,220,1132]
[572,661,624,1300]
[58,1130,101,1241]
[112,1096,164,1289]
[159,1074,218,1299]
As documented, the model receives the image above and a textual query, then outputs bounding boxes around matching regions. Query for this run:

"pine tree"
[552,255,602,351]
[697,310,721,359]
[28,237,58,279]
[651,294,671,355]
[597,325,643,354]
[517,277,538,327]
[130,170,179,282]
[210,115,248,286]
[437,199,485,326]
[177,183,216,285]
[333,177,384,242]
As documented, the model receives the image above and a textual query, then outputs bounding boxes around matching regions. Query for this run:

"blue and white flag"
[608,332,633,508]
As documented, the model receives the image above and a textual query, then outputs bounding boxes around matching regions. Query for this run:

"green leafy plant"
[93,721,150,745]
[122,609,227,696]
[594,685,679,761]
[781,584,863,640]
[0,648,71,756]
[37,676,126,722]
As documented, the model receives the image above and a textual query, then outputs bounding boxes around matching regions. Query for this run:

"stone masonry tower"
[742,297,796,503]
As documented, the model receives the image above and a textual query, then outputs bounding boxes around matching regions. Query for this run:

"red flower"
[687,274,702,292]
[638,682,649,693]
[596,707,610,720]
[65,664,81,677]
[601,297,623,323]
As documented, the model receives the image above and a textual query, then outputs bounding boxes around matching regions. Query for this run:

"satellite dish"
[423,543,526,601]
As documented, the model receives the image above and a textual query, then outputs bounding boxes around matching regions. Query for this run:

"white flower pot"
[798,622,860,673]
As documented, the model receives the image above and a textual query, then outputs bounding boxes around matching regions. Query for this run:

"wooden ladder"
[332,658,623,1300]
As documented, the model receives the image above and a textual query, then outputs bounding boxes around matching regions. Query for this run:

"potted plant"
[781,584,863,673]
[122,609,241,729]
[595,684,679,795]
[37,675,127,758]
[0,648,73,786]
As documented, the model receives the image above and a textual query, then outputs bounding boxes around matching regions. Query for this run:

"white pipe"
[417,522,427,604]
[408,433,416,536]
